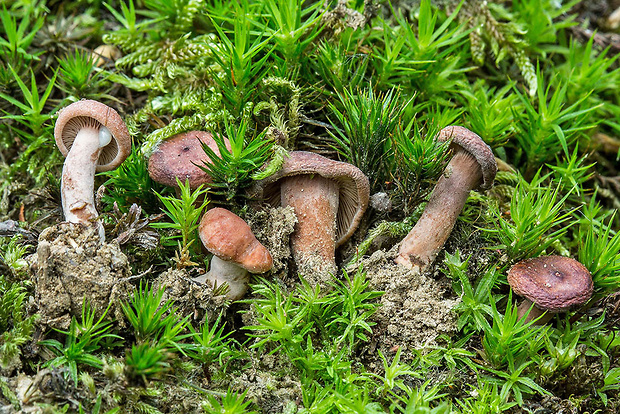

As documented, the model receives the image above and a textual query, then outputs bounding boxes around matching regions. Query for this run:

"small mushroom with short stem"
[250,151,370,288]
[54,100,131,239]
[147,130,230,193]
[194,207,273,301]
[507,255,593,325]
[91,45,121,67]
[395,126,497,272]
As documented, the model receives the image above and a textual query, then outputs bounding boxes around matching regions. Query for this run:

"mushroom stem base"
[517,299,553,325]
[194,256,249,301]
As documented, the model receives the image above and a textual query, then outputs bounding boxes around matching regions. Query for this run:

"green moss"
[1,0,620,411]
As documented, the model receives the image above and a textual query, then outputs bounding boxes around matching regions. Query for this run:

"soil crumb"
[322,0,367,35]
[245,206,296,278]
[227,352,301,414]
[150,268,228,325]
[357,247,459,359]
[32,223,132,330]
[295,250,337,289]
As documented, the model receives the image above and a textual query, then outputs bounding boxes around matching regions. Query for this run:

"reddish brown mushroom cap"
[438,126,497,190]
[148,131,230,190]
[507,256,593,312]
[54,100,131,172]
[199,207,273,274]
[251,151,370,247]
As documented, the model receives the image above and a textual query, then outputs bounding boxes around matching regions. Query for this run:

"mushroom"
[147,130,230,192]
[195,207,273,300]
[507,255,593,324]
[395,126,497,272]
[54,100,131,239]
[91,45,121,67]
[251,151,370,286]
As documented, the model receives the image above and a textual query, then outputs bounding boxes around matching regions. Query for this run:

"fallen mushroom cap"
[148,131,229,190]
[54,100,131,172]
[507,255,593,312]
[438,125,497,190]
[251,151,370,247]
[199,207,273,273]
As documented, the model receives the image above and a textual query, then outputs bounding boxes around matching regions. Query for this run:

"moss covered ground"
[1,0,620,412]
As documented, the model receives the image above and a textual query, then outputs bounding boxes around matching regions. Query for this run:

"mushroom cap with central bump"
[148,131,230,190]
[507,255,593,313]
[199,207,273,274]
[54,100,131,172]
[251,151,370,247]
[438,125,497,190]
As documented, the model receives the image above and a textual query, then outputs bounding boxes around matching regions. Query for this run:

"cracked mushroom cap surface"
[507,256,593,312]
[199,207,273,273]
[148,131,229,190]
[251,151,370,247]
[438,126,497,190]
[54,100,131,172]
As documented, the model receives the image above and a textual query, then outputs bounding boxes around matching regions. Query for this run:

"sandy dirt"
[355,247,460,361]
[32,223,132,330]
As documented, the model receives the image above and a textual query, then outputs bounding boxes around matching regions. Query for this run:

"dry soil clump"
[228,352,301,414]
[359,247,459,361]
[245,206,297,279]
[150,268,228,324]
[32,222,131,330]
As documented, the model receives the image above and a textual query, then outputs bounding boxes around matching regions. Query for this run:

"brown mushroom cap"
[54,100,131,172]
[438,126,497,190]
[251,151,370,247]
[199,207,273,273]
[148,131,229,189]
[507,256,593,312]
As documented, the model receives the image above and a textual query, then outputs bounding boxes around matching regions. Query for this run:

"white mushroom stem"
[395,151,482,272]
[195,256,249,301]
[280,175,340,281]
[517,299,553,325]
[61,125,111,240]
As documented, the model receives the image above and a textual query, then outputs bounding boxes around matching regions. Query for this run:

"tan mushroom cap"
[148,131,229,190]
[251,151,370,247]
[54,100,131,172]
[438,126,497,190]
[199,207,273,273]
[507,256,593,312]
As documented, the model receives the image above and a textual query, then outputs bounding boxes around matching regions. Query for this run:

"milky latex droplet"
[99,126,112,147]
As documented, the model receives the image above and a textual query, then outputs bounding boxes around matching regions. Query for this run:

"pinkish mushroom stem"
[61,123,112,239]
[280,174,340,277]
[55,100,131,238]
[517,298,553,325]
[250,151,370,288]
[195,256,250,301]
[395,151,482,271]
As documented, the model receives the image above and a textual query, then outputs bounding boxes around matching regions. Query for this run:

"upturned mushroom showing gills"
[195,207,273,301]
[395,126,497,272]
[507,255,593,325]
[147,130,230,191]
[54,100,131,239]
[251,151,370,287]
